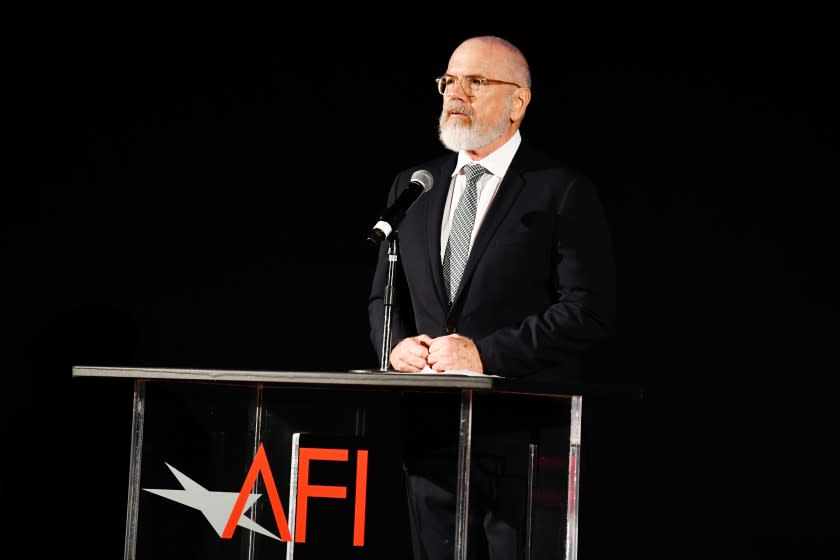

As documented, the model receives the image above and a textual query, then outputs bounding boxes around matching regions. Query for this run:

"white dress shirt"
[439,131,522,262]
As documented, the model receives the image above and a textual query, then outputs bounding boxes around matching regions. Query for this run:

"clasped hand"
[389,334,484,373]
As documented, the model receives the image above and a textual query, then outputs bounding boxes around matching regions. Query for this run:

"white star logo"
[144,463,280,540]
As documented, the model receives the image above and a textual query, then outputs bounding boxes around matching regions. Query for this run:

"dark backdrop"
[6,13,835,560]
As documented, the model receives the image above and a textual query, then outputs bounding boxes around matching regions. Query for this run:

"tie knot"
[463,163,487,186]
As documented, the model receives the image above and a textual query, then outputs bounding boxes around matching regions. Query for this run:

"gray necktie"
[443,163,487,304]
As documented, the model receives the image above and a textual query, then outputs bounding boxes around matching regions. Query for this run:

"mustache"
[444,101,473,118]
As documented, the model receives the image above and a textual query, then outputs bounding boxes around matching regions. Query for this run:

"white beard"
[438,97,513,152]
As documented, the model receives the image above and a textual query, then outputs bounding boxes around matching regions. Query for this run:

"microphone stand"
[379,234,399,371]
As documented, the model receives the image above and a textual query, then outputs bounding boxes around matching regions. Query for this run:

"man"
[368,36,615,559]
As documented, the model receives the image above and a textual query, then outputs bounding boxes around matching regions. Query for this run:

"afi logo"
[145,442,369,546]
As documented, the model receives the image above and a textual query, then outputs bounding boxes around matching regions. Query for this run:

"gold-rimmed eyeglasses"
[435,75,522,96]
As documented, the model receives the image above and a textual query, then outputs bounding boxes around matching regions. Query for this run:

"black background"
[5,11,836,559]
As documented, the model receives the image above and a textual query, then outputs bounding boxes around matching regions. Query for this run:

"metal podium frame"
[72,366,583,560]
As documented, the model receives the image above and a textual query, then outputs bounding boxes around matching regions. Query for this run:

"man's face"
[438,42,516,153]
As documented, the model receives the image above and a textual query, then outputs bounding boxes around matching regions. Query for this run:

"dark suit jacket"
[368,141,616,389]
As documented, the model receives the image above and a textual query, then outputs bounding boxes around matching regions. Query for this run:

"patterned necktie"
[443,163,487,304]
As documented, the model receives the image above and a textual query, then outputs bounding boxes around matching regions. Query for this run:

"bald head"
[451,36,531,89]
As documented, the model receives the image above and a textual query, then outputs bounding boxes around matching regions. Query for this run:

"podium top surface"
[72,365,496,390]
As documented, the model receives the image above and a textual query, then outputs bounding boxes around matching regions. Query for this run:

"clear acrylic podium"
[72,366,583,560]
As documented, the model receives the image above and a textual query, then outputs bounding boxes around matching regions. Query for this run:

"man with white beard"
[368,36,616,559]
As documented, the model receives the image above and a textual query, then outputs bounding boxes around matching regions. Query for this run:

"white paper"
[420,365,500,378]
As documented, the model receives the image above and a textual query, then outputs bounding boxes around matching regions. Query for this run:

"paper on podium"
[420,365,501,378]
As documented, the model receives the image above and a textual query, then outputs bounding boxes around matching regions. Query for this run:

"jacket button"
[445,323,457,334]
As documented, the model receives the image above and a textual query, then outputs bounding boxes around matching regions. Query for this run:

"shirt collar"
[453,130,522,179]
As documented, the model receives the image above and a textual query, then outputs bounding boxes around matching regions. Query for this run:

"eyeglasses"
[435,75,522,96]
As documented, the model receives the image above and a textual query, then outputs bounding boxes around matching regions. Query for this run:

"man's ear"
[511,88,532,121]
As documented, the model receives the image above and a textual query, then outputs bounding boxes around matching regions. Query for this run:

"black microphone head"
[367,169,434,245]
[411,169,434,192]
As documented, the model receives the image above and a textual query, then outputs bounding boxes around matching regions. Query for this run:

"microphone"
[367,169,434,244]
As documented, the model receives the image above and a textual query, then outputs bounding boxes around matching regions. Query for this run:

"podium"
[72,366,584,560]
